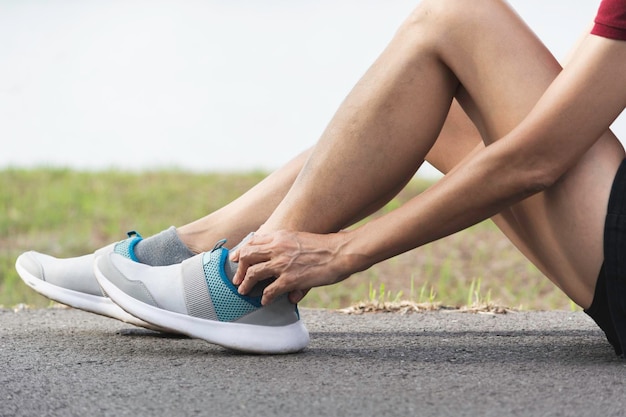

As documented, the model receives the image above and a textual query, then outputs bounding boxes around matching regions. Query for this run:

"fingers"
[230,233,272,286]
[230,231,305,303]
[237,261,281,296]
[260,282,310,306]
[259,274,301,305]
[228,230,348,305]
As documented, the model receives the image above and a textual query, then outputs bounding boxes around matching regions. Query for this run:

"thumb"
[288,289,308,304]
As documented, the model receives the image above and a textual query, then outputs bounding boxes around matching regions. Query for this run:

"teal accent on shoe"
[113,231,143,262]
[202,248,262,322]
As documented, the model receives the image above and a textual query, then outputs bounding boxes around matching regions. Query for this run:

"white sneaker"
[15,231,164,330]
[95,240,309,354]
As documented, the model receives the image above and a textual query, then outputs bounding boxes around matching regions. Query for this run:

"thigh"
[430,101,624,309]
[423,0,625,307]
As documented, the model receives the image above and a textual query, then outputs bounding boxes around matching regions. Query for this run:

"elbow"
[525,171,556,195]
[518,162,562,196]
[494,137,565,196]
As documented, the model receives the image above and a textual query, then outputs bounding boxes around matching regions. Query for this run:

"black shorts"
[585,158,626,356]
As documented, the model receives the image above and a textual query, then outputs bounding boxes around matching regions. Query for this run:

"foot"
[94,240,309,354]
[15,232,164,330]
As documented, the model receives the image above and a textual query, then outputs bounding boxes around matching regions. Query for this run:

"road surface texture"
[1,307,624,417]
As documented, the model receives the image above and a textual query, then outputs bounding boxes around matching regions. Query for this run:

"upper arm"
[501,34,626,186]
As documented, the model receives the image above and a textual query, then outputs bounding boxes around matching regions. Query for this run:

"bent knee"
[399,0,512,42]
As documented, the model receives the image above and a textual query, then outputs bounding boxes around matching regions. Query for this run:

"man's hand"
[230,230,356,305]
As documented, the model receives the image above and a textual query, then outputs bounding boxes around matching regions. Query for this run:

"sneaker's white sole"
[95,263,310,354]
[15,254,165,332]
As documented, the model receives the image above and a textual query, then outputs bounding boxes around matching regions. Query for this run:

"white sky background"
[1,0,622,176]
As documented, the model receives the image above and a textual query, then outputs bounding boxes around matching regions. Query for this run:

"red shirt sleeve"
[592,0,626,40]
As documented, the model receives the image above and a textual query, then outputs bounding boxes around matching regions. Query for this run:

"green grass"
[1,168,268,307]
[1,168,574,311]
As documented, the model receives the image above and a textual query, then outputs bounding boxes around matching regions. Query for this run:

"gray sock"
[133,226,196,266]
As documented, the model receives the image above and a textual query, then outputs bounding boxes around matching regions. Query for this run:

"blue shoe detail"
[113,231,143,262]
[202,247,262,322]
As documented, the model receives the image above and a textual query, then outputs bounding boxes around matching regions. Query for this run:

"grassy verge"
[1,168,574,311]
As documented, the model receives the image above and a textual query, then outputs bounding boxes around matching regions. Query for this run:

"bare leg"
[176,150,309,253]
[177,102,482,253]
[254,0,624,307]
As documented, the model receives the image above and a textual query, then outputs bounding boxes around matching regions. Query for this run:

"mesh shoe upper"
[95,240,309,353]
[100,243,299,326]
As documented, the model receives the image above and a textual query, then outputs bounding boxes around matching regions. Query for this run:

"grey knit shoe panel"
[181,255,218,320]
[235,294,299,326]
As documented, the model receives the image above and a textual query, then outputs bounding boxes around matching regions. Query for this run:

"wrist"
[334,228,377,277]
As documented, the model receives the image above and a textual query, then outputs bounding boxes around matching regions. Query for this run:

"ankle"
[175,228,207,254]
[133,227,196,266]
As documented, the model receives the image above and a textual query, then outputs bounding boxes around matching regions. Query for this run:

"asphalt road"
[1,307,625,417]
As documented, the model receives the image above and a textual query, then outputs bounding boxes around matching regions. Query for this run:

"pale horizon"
[1,0,622,177]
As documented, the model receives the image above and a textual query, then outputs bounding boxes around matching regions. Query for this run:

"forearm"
[344,35,626,274]
[343,139,537,273]
[234,35,626,305]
